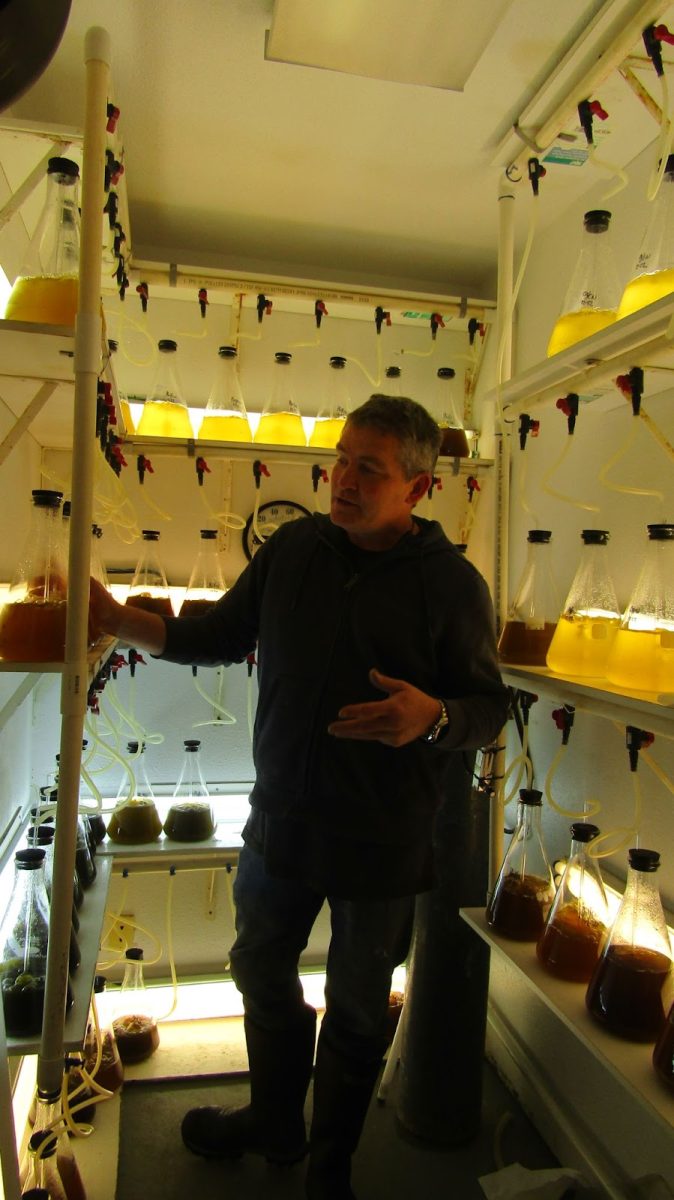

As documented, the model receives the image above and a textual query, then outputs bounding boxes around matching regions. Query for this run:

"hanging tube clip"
[374,306,391,334]
[253,459,270,489]
[136,281,149,313]
[518,413,540,449]
[551,704,575,745]
[625,725,655,771]
[466,475,480,502]
[527,157,546,196]
[430,313,445,340]
[196,456,211,486]
[311,464,329,492]
[315,299,328,328]
[257,293,272,323]
[556,392,580,435]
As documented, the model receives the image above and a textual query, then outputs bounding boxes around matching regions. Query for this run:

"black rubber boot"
[306,1036,384,1200]
[181,1005,316,1164]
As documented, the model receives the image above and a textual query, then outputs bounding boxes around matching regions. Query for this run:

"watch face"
[243,499,312,560]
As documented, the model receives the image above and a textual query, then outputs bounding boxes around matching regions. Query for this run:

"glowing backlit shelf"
[0,636,118,680]
[500,664,674,739]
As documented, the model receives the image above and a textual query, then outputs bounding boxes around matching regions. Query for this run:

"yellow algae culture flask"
[618,154,674,318]
[309,355,351,448]
[254,351,306,446]
[605,523,674,693]
[546,210,621,356]
[198,345,252,442]
[546,529,621,677]
[4,156,80,326]
[136,339,194,438]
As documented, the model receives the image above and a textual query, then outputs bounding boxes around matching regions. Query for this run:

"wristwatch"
[421,699,450,743]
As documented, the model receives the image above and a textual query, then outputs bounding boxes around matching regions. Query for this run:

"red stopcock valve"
[136,280,149,313]
[626,725,655,771]
[578,98,608,144]
[198,288,208,318]
[196,456,211,486]
[643,24,674,76]
[527,157,546,196]
[430,313,445,339]
[106,102,120,132]
[312,464,328,492]
[427,475,443,500]
[375,306,391,334]
[137,454,154,485]
[467,475,480,502]
[615,367,644,415]
[552,705,575,745]
[257,294,272,323]
[556,392,579,434]
[253,459,270,489]
[315,300,328,328]
[518,413,540,449]
[468,317,485,345]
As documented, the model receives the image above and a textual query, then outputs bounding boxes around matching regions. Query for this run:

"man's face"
[330,422,429,550]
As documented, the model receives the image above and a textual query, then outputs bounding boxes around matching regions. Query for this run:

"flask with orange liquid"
[497,530,560,665]
[546,529,621,677]
[179,529,226,617]
[0,489,67,662]
[4,157,80,327]
[486,788,556,941]
[435,367,469,457]
[618,155,674,318]
[546,210,621,356]
[254,351,306,446]
[309,355,351,448]
[198,345,251,442]
[125,529,173,617]
[136,340,193,438]
[604,523,674,693]
[537,823,610,982]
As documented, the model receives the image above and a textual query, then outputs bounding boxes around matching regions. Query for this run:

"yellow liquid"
[4,275,78,326]
[617,269,674,319]
[198,414,252,442]
[604,627,674,692]
[254,412,306,446]
[309,417,345,448]
[136,400,193,438]
[546,614,620,677]
[119,396,135,435]
[546,309,617,356]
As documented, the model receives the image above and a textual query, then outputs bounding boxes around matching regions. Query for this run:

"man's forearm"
[107,599,167,655]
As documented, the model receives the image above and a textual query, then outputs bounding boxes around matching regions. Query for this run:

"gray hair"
[346,394,441,478]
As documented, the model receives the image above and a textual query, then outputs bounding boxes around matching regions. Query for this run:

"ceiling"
[2,0,674,303]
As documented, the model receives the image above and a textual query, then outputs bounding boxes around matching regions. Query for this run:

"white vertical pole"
[38,26,111,1098]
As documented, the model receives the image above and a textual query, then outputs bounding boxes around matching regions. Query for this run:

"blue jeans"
[229,844,414,1062]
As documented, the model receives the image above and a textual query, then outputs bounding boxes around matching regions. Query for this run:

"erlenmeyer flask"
[546,209,621,355]
[112,947,160,1064]
[385,365,402,395]
[605,523,674,693]
[0,848,51,1036]
[83,974,124,1093]
[4,156,80,326]
[618,155,674,318]
[586,849,672,1042]
[106,740,162,844]
[125,529,173,617]
[198,345,251,442]
[22,1130,68,1200]
[26,826,81,975]
[546,529,621,677]
[309,356,350,448]
[486,789,555,941]
[179,529,227,616]
[497,530,560,665]
[163,738,215,842]
[0,489,67,662]
[435,367,469,457]
[653,999,674,1090]
[254,351,306,446]
[107,338,135,435]
[536,823,610,982]
[24,1092,87,1200]
[136,339,193,439]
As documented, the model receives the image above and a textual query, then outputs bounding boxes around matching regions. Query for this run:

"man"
[90,395,509,1200]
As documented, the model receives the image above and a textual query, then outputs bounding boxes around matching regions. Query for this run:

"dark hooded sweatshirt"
[160,514,509,896]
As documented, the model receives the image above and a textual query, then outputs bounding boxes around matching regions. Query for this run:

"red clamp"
[466,475,480,502]
[253,459,270,489]
[137,454,153,484]
[198,288,208,318]
[196,456,211,486]
[311,464,329,492]
[106,102,120,132]
[552,704,575,745]
[136,281,149,313]
[430,313,445,340]
[315,299,328,328]
[556,392,579,434]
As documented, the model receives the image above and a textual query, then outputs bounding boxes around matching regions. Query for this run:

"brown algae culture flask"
[497,530,560,665]
[486,789,556,941]
[536,823,610,982]
[0,489,67,662]
[586,848,672,1042]
[125,529,173,617]
[179,529,227,616]
[106,740,162,845]
[604,523,674,694]
[546,209,621,355]
[546,529,621,677]
[198,345,252,442]
[4,156,81,326]
[136,339,194,438]
[163,738,215,842]
[112,947,160,1064]
[309,355,351,449]
[618,153,674,318]
[435,367,469,457]
[254,351,307,446]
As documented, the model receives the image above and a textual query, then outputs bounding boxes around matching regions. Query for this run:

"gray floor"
[115,1059,581,1200]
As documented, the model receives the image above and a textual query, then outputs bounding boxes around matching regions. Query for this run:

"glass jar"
[309,355,351,448]
[198,345,251,442]
[486,789,555,941]
[605,523,674,694]
[83,974,124,1093]
[26,826,81,974]
[22,1092,86,1200]
[546,530,621,677]
[0,489,67,663]
[536,823,610,982]
[107,740,162,845]
[435,367,469,457]
[178,529,226,616]
[136,339,193,438]
[4,156,80,327]
[498,530,560,665]
[547,209,621,355]
[125,529,173,617]
[0,848,50,1036]
[586,848,672,1042]
[163,739,215,842]
[254,351,306,446]
[112,947,160,1064]
[22,1130,68,1200]
[618,155,674,318]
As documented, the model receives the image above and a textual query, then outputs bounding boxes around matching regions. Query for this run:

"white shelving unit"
[499,665,674,740]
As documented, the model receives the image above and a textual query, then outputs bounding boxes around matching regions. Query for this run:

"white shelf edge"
[500,665,674,739]
[0,637,118,682]
[460,906,674,1137]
